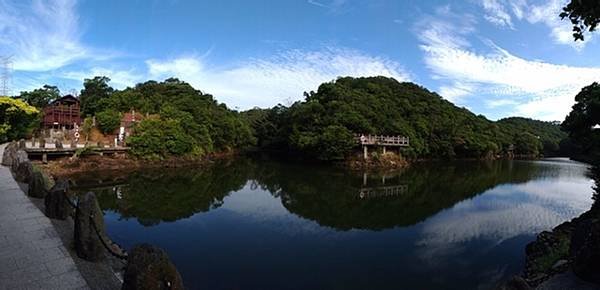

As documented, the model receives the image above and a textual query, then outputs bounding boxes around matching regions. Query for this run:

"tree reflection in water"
[72,159,549,230]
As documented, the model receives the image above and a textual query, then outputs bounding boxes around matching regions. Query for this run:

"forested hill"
[244,76,567,160]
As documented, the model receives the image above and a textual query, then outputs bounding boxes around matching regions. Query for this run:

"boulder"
[74,192,106,261]
[571,219,600,284]
[28,170,47,198]
[122,244,184,290]
[44,179,70,220]
[12,150,32,182]
[1,142,18,166]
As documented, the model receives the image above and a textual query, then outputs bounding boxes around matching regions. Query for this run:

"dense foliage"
[0,97,39,142]
[80,76,114,116]
[496,117,567,156]
[562,82,600,163]
[560,0,600,41]
[82,77,254,158]
[95,109,122,134]
[246,77,566,161]
[17,85,60,109]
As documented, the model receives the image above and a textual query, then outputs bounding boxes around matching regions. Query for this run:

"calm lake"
[71,158,594,290]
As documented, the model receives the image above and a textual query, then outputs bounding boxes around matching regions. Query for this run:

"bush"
[96,110,122,134]
[128,118,196,159]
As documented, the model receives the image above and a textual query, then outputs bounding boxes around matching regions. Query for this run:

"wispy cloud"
[146,48,410,109]
[60,67,143,89]
[0,0,88,71]
[526,0,588,50]
[417,6,600,120]
[306,0,348,12]
[480,0,514,29]
[477,0,587,49]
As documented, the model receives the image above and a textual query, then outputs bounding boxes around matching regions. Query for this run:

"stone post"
[39,138,46,148]
[122,244,184,290]
[74,192,106,262]
[45,179,70,220]
[28,170,47,198]
[12,150,32,182]
[55,139,63,149]
[363,146,368,160]
[18,139,26,149]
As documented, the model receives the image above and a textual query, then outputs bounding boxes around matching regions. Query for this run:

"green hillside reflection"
[72,159,544,229]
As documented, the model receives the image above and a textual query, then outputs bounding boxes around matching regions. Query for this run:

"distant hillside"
[245,76,567,160]
[496,117,567,156]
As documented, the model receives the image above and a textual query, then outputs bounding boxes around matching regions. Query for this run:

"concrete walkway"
[0,143,89,290]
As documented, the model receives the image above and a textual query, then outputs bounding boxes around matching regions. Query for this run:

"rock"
[498,276,531,290]
[122,244,184,290]
[44,179,70,220]
[1,142,18,166]
[74,191,106,261]
[552,259,568,270]
[28,170,47,198]
[572,219,600,284]
[11,150,32,182]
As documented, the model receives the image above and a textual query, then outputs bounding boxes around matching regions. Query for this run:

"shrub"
[96,109,122,134]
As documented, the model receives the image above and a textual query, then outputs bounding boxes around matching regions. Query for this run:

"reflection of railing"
[355,135,409,146]
[359,185,408,199]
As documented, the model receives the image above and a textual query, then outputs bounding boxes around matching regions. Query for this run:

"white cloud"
[0,0,89,71]
[418,7,600,121]
[526,0,588,49]
[146,48,410,109]
[438,82,474,103]
[60,67,143,89]
[485,99,519,108]
[307,0,347,11]
[480,0,514,28]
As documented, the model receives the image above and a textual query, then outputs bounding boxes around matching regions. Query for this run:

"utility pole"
[0,56,13,96]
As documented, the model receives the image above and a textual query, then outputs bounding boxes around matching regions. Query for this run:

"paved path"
[0,143,89,290]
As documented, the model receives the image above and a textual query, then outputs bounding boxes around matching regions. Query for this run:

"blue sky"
[1,0,600,121]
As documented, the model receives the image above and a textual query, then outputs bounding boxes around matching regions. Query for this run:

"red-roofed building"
[42,95,81,129]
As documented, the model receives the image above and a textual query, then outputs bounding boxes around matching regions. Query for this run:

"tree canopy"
[561,0,600,41]
[85,77,254,159]
[18,85,60,109]
[245,77,566,161]
[79,76,114,116]
[0,97,39,142]
[562,82,600,162]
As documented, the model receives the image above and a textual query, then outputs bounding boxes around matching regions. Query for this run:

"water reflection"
[72,158,590,231]
[68,158,594,290]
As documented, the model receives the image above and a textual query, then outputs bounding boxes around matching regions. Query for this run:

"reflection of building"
[42,95,81,129]
[359,185,409,199]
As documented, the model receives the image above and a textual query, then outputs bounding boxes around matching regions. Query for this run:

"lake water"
[71,158,594,290]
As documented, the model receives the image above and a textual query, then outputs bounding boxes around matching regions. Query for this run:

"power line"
[1,56,13,96]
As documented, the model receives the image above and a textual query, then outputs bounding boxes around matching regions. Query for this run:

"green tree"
[80,76,114,116]
[560,0,600,41]
[0,97,39,142]
[128,117,196,159]
[562,83,600,162]
[81,117,94,142]
[18,85,60,109]
[95,109,122,134]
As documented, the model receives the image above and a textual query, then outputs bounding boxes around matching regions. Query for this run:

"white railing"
[355,134,409,146]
